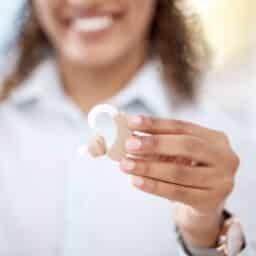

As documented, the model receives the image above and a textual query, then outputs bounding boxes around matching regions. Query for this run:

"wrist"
[175,204,224,248]
[177,210,246,256]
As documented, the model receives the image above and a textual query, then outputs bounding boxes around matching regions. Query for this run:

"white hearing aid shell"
[85,104,131,162]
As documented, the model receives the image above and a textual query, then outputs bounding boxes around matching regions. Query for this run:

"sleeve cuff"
[176,210,246,256]
[177,231,226,256]
[178,245,249,256]
[176,225,246,256]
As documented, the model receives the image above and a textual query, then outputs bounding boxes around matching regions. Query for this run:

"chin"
[60,43,128,69]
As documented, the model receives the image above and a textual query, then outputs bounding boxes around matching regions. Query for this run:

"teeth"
[74,17,114,32]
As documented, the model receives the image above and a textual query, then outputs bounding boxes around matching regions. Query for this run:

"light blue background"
[0,1,24,54]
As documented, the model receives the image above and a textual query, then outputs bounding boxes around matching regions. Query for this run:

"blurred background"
[0,0,255,128]
[192,0,255,120]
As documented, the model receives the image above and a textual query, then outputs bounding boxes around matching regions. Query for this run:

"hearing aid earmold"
[79,104,131,162]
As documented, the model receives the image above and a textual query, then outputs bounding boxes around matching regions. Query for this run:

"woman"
[0,0,247,255]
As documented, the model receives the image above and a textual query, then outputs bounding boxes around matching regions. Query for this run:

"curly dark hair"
[1,0,209,102]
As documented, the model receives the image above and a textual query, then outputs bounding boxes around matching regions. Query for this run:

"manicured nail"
[132,176,145,187]
[126,138,142,150]
[128,115,143,126]
[120,159,135,173]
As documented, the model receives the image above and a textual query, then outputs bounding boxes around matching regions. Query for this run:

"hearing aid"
[79,104,131,162]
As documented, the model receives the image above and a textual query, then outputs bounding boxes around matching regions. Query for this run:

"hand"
[119,115,240,247]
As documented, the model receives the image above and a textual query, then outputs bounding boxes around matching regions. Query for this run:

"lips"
[61,7,125,34]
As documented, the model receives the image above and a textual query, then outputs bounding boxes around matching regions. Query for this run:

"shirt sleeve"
[178,245,251,256]
[177,236,252,256]
[176,226,249,256]
[177,235,226,256]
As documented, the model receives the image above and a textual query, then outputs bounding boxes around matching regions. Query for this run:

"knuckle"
[140,135,157,151]
[218,179,235,198]
[224,180,235,195]
[231,153,240,170]
[180,136,197,155]
[217,131,230,146]
[171,165,184,182]
[226,151,240,175]
[217,131,226,139]
[149,179,158,193]
[168,186,182,200]
[143,116,155,129]
[151,135,159,148]
[170,120,188,134]
[150,116,158,127]
[197,175,209,187]
[143,135,159,152]
[141,162,151,176]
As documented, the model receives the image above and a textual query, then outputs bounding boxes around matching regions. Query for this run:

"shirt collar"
[9,58,172,117]
[109,60,172,117]
[9,58,63,106]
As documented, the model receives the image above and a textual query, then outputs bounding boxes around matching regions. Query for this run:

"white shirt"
[0,59,253,255]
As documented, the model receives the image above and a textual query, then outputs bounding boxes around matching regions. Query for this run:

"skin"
[33,0,240,249]
[121,115,239,247]
[33,0,156,111]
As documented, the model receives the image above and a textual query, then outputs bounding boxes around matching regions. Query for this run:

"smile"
[73,16,114,33]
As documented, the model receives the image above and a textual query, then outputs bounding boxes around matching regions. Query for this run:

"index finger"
[127,115,225,143]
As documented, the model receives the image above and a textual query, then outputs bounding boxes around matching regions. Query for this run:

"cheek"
[33,0,157,66]
[107,0,155,55]
[128,1,156,35]
[98,1,156,63]
[33,0,64,46]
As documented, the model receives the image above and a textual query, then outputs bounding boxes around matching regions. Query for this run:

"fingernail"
[120,159,135,173]
[128,115,143,126]
[126,138,142,150]
[132,176,144,187]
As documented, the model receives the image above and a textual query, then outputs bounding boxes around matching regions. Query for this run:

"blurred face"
[33,0,156,67]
